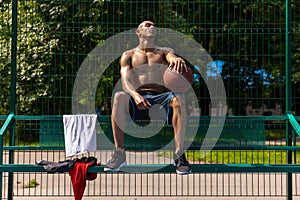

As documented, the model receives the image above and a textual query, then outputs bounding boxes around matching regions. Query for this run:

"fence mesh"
[1,0,300,198]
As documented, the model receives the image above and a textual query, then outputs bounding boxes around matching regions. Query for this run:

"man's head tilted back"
[136,21,156,38]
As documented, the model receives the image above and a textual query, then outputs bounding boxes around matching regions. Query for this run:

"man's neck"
[138,38,155,52]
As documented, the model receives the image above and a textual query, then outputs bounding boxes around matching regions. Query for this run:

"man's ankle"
[174,150,184,156]
[116,147,125,152]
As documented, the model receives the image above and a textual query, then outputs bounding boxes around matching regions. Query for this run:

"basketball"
[163,67,194,93]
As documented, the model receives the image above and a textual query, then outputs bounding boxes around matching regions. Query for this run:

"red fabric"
[69,162,94,200]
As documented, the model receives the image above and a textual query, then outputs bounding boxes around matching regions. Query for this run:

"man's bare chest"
[131,52,167,67]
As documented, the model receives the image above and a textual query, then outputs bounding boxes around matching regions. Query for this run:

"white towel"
[63,114,97,157]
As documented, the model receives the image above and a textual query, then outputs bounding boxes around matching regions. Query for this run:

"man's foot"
[173,152,192,175]
[104,149,127,172]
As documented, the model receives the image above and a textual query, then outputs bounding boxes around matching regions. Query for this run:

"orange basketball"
[163,67,194,93]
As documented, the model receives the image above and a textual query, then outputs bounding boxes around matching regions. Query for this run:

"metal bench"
[2,114,300,200]
[2,114,298,175]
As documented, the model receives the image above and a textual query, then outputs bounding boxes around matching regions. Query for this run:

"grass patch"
[265,129,286,140]
[24,179,39,188]
[158,150,300,164]
[186,150,289,164]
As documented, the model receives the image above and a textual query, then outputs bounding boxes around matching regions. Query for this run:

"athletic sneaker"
[104,149,127,172]
[173,152,192,175]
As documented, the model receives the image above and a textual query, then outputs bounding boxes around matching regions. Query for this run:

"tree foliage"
[0,0,300,115]
[0,0,58,115]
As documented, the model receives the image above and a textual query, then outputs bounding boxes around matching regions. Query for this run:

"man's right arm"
[120,51,151,110]
[120,51,137,96]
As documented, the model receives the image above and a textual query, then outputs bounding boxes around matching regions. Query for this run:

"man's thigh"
[129,92,175,125]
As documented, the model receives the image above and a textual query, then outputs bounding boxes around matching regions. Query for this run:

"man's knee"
[113,91,129,105]
[170,96,184,109]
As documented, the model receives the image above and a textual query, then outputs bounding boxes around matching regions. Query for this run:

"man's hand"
[132,93,152,110]
[168,57,188,74]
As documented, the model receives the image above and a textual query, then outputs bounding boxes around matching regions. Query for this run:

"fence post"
[0,135,3,200]
[285,0,292,200]
[7,125,15,200]
[6,0,18,199]
[10,0,17,114]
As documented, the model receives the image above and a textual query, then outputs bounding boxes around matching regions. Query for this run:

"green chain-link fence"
[1,0,300,199]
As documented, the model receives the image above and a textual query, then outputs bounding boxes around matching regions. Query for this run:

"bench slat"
[1,164,300,173]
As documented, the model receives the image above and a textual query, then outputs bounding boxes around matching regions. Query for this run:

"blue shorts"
[129,91,176,126]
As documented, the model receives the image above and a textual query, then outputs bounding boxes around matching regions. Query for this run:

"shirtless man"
[104,21,191,175]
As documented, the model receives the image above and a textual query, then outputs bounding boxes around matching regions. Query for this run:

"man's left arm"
[165,51,187,73]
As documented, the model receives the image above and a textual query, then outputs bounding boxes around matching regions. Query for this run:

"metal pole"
[0,135,3,200]
[7,125,15,200]
[286,0,292,199]
[6,0,18,199]
[10,0,17,114]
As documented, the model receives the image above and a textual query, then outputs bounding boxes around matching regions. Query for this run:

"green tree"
[1,0,300,116]
[182,0,300,115]
[35,0,189,115]
[0,1,11,115]
[0,0,59,115]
